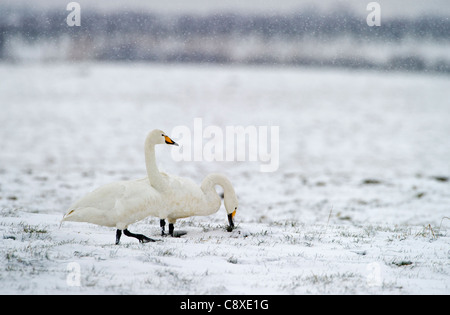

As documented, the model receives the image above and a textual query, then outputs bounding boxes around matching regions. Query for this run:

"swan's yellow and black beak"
[227,209,236,232]
[164,135,179,146]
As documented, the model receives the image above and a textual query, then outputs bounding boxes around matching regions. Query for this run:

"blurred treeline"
[1,8,449,72]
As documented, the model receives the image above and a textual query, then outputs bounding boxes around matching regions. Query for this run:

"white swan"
[62,129,239,244]
[62,129,179,244]
[156,172,238,236]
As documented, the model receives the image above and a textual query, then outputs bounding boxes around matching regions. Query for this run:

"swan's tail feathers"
[61,209,75,226]
[60,209,74,228]
[63,209,75,219]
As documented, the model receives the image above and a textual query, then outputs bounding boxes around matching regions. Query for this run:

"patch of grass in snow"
[4,247,51,275]
[227,256,238,264]
[81,265,109,287]
[22,224,48,235]
[382,222,447,242]
[392,260,414,267]
[282,271,363,294]
[0,208,20,217]
[156,247,176,257]
[155,269,195,290]
[306,271,359,286]
[141,255,170,267]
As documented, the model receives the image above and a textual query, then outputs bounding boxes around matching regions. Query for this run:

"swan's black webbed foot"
[172,230,187,237]
[169,223,187,237]
[138,235,155,243]
[160,220,187,238]
[123,229,157,243]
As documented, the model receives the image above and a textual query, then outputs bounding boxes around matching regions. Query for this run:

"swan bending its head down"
[157,171,238,236]
[200,173,238,231]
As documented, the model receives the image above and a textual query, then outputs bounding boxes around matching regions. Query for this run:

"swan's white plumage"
[63,173,234,229]
[159,173,223,222]
[64,178,157,230]
[62,129,238,232]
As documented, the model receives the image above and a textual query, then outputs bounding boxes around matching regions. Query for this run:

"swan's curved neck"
[201,173,235,202]
[145,137,167,191]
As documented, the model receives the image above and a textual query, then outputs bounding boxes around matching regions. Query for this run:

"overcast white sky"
[1,0,449,18]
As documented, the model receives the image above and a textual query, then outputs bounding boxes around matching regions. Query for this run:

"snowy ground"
[0,62,449,294]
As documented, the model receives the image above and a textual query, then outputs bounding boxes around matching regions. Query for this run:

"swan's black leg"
[168,223,187,237]
[160,219,166,236]
[115,229,122,245]
[169,223,174,236]
[123,229,156,243]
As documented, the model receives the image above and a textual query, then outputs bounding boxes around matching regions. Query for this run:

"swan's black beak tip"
[227,213,235,232]
[164,135,179,146]
[165,140,179,146]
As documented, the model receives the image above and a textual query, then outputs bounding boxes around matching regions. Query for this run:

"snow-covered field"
[0,62,449,294]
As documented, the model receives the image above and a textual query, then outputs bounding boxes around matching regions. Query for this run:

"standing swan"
[62,129,179,244]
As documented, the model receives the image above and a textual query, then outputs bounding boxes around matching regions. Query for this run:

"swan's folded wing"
[68,181,127,212]
[64,178,160,228]
[67,178,155,212]
[119,178,159,207]
[113,178,162,226]
[63,181,130,227]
